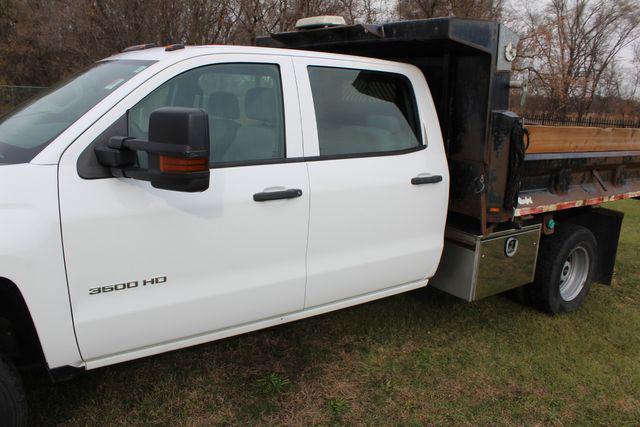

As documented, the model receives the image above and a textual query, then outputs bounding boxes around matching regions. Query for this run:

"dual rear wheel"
[532,223,598,314]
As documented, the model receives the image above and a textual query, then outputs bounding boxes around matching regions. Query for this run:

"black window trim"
[80,126,428,177]
[210,144,426,169]
[78,61,429,177]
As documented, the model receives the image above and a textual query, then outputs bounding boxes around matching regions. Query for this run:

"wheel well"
[554,206,624,285]
[0,278,45,369]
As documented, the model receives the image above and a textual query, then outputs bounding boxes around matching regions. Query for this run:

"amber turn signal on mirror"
[159,156,208,173]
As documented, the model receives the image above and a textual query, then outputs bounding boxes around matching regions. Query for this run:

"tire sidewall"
[539,225,597,313]
[0,355,27,426]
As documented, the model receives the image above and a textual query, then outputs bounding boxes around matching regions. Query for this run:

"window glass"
[308,66,421,156]
[0,60,154,165]
[129,63,285,164]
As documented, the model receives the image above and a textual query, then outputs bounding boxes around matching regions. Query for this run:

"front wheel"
[532,223,597,314]
[0,354,27,426]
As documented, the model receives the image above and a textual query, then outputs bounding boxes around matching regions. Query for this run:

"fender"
[0,164,83,370]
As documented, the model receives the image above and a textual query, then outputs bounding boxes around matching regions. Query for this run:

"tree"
[514,0,640,119]
[397,0,503,20]
[0,0,241,85]
[0,0,382,85]
[0,0,66,86]
[230,0,367,45]
[2,0,640,125]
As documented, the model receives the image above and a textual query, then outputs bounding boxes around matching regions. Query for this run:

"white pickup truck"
[0,17,636,423]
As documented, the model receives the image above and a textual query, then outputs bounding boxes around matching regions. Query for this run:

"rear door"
[293,57,449,308]
[59,54,309,362]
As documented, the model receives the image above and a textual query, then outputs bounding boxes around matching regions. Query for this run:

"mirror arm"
[94,137,137,169]
[120,167,208,181]
[114,137,208,159]
[95,135,210,192]
[95,136,208,170]
[93,107,210,192]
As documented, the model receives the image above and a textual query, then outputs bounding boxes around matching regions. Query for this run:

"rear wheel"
[533,223,597,314]
[0,354,27,426]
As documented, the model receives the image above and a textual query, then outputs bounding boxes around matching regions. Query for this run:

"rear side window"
[308,66,421,157]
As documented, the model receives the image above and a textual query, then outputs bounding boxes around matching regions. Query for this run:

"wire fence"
[0,85,47,115]
[524,114,640,129]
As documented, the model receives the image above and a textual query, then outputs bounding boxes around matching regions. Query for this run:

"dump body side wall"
[516,150,640,217]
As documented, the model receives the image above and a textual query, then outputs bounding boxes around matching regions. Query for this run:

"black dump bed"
[257,18,640,234]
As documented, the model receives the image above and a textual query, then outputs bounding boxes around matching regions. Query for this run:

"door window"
[308,66,421,156]
[129,63,285,164]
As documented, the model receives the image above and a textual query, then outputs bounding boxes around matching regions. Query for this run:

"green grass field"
[25,200,640,425]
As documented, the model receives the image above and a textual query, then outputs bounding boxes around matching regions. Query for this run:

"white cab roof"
[105,45,405,68]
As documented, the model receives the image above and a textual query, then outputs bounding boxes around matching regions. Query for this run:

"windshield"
[0,59,155,165]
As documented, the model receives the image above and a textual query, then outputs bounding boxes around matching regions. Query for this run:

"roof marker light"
[122,43,157,53]
[165,44,185,52]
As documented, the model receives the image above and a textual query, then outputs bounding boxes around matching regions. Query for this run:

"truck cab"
[0,43,449,421]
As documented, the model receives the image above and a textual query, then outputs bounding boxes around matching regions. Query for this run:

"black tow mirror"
[95,107,210,192]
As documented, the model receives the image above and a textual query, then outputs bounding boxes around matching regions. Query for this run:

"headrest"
[173,77,202,108]
[207,91,240,120]
[245,87,276,123]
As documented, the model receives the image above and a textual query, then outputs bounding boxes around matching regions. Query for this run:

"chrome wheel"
[559,246,590,302]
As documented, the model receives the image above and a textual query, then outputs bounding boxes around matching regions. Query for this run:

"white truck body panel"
[85,278,428,369]
[292,56,448,307]
[58,54,309,361]
[0,165,82,368]
[3,46,448,370]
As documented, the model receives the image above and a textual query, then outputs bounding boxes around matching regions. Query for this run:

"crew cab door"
[293,58,449,307]
[58,55,308,362]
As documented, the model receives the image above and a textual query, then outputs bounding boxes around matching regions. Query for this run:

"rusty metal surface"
[485,111,525,225]
[515,151,640,216]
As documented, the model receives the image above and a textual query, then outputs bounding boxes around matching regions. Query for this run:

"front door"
[59,55,309,361]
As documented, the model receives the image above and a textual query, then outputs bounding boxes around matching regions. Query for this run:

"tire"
[532,223,597,314]
[0,354,27,426]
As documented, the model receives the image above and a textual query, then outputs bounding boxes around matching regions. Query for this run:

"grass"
[25,200,640,425]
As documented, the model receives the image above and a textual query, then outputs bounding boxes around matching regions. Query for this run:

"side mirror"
[95,107,210,192]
